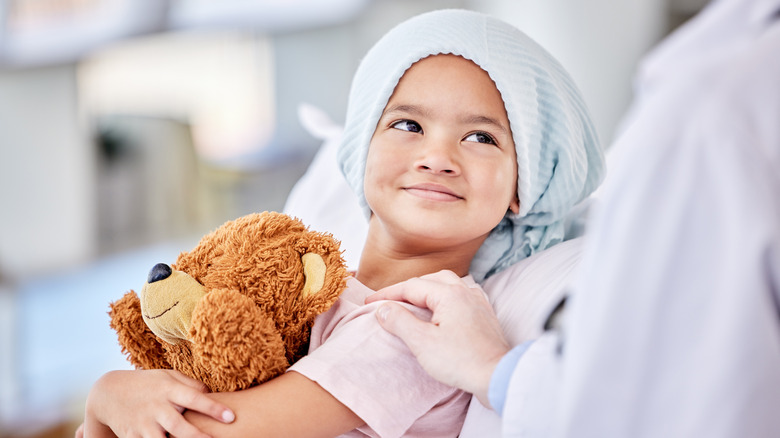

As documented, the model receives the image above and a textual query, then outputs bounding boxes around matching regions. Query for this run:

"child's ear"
[509,197,520,214]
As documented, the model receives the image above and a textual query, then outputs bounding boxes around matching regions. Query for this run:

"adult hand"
[366,270,510,408]
[82,369,235,438]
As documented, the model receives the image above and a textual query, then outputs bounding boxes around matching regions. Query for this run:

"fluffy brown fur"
[109,212,347,392]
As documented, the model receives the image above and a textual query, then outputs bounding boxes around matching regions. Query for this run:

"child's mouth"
[404,184,463,201]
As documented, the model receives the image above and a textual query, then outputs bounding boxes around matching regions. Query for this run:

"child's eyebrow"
[381,103,509,135]
[381,104,428,118]
[460,115,509,135]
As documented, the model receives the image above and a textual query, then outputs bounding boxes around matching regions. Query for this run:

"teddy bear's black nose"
[148,263,172,283]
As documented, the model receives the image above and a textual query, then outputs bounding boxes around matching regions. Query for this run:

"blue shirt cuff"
[488,340,534,416]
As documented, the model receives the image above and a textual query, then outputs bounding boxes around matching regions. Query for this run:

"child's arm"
[83,369,236,438]
[183,371,365,437]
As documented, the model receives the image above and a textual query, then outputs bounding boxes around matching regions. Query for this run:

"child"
[79,9,603,438]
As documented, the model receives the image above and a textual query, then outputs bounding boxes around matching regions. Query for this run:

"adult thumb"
[375,302,429,352]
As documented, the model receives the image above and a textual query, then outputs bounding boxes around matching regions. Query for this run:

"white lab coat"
[504,0,780,436]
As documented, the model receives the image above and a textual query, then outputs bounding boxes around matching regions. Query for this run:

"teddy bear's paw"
[189,289,289,392]
[110,290,171,370]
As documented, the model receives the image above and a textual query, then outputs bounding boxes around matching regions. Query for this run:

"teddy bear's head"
[139,263,206,344]
[140,249,330,347]
[110,211,348,391]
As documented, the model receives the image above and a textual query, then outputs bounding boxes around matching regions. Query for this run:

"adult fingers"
[375,302,435,357]
[418,269,464,285]
[366,276,456,308]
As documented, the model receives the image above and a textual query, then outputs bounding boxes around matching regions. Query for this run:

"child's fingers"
[156,407,212,438]
[167,369,211,393]
[167,385,236,425]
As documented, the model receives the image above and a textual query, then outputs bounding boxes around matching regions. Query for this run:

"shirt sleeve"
[289,300,468,438]
[488,340,534,416]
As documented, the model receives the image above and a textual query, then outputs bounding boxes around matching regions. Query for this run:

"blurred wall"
[0,65,96,278]
[270,0,472,151]
[477,0,669,146]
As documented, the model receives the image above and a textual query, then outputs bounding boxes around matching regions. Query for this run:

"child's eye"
[391,120,423,134]
[464,132,496,145]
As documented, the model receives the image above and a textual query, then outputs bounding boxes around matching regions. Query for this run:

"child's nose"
[415,137,460,175]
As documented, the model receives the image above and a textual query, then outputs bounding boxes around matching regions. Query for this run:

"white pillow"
[283,104,367,270]
[459,237,582,437]
[483,237,582,345]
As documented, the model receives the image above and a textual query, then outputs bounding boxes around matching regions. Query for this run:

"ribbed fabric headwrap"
[337,9,605,283]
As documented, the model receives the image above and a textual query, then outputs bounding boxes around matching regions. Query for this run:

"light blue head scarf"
[337,9,605,283]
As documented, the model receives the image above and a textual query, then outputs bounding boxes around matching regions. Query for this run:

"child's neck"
[355,232,477,291]
[356,255,471,291]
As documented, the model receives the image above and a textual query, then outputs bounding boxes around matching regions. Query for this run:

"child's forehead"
[397,54,488,82]
[390,54,502,101]
[383,54,508,119]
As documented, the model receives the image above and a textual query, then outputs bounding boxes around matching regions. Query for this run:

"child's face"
[364,54,519,251]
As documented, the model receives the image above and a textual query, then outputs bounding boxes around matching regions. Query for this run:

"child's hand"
[366,270,510,408]
[83,369,235,438]
[74,422,84,438]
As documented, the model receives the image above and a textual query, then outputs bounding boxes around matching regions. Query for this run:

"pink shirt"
[288,276,472,438]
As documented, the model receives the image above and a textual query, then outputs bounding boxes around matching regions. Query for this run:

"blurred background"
[0,0,707,436]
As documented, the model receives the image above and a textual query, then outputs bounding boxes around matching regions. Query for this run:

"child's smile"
[403,182,464,202]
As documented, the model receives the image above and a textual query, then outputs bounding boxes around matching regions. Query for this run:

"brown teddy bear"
[108,211,348,392]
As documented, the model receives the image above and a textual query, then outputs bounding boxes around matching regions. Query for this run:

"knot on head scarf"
[337,9,605,283]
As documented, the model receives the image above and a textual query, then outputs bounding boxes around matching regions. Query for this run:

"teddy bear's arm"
[109,290,171,370]
[189,289,288,392]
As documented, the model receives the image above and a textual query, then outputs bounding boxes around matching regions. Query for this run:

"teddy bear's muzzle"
[140,267,207,345]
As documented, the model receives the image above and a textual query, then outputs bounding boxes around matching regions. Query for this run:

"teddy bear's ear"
[301,252,326,297]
